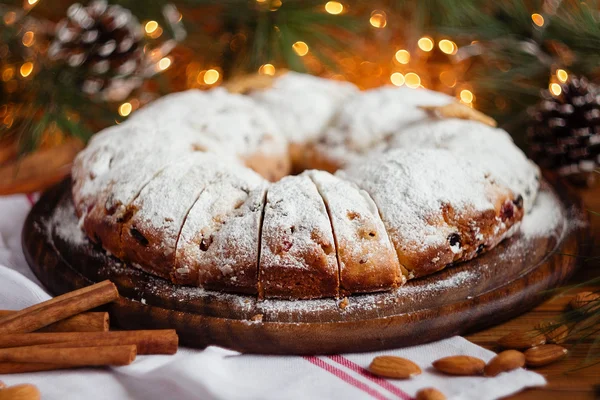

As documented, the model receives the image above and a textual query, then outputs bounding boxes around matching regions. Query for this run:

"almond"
[524,344,568,367]
[432,355,485,376]
[0,384,40,400]
[497,330,546,349]
[419,103,497,127]
[484,350,525,377]
[535,322,569,344]
[570,291,600,310]
[369,356,421,379]
[338,297,349,309]
[416,387,446,400]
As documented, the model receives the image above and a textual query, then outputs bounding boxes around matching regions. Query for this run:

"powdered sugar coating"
[130,88,288,162]
[174,167,268,293]
[388,119,541,212]
[315,86,454,166]
[259,174,339,298]
[308,170,404,293]
[520,190,564,238]
[72,122,144,215]
[121,153,234,277]
[251,72,358,143]
[51,194,88,246]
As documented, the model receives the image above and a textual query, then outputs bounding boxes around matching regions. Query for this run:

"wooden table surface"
[466,183,600,400]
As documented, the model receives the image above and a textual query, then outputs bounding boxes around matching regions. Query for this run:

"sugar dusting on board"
[520,190,564,239]
[49,196,87,245]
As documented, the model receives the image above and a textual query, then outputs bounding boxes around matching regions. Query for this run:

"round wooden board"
[23,178,588,354]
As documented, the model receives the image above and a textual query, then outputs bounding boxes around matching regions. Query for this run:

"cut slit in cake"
[72,73,541,299]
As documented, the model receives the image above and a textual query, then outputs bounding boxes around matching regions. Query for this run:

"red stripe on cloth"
[327,355,413,400]
[303,356,389,400]
[25,193,36,206]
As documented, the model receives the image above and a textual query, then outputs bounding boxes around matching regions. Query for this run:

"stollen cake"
[71,73,540,299]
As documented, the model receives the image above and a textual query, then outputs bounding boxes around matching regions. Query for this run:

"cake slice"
[72,122,142,218]
[387,119,541,212]
[307,170,406,295]
[339,148,524,278]
[259,174,339,299]
[173,168,268,294]
[76,121,224,257]
[120,153,225,279]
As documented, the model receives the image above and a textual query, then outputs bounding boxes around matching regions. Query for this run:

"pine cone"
[48,0,144,101]
[528,75,600,184]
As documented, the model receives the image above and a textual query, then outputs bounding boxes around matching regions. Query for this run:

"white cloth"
[0,194,546,400]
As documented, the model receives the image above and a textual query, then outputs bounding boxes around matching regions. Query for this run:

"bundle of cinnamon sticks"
[0,280,179,374]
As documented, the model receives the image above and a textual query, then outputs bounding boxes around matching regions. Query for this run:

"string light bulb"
[203,69,220,84]
[158,57,171,71]
[3,12,17,25]
[394,49,410,64]
[325,1,343,14]
[118,102,132,117]
[404,72,421,88]
[259,63,275,76]
[24,0,39,9]
[417,37,434,52]
[438,39,456,55]
[292,41,309,56]
[20,62,33,77]
[369,10,387,28]
[460,89,474,103]
[531,13,544,27]
[2,67,14,81]
[269,0,282,11]
[556,69,568,83]
[439,70,456,87]
[550,83,562,96]
[22,31,35,47]
[145,21,159,34]
[390,72,405,86]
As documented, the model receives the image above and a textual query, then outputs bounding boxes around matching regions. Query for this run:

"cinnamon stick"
[0,345,136,366]
[0,384,40,400]
[0,362,74,374]
[0,280,118,334]
[0,330,178,355]
[0,310,109,333]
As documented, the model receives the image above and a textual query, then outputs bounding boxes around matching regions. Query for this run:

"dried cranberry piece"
[500,202,514,221]
[281,239,293,252]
